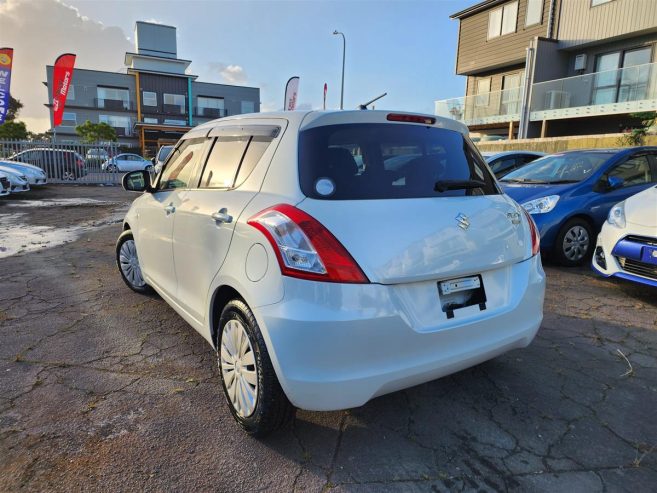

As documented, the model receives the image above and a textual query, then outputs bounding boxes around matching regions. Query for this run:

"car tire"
[217,299,295,437]
[554,218,593,267]
[107,164,118,172]
[116,230,153,294]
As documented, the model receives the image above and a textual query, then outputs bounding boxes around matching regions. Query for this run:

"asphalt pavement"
[1,186,656,492]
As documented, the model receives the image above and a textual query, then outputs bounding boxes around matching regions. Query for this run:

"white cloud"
[206,62,248,85]
[0,0,132,132]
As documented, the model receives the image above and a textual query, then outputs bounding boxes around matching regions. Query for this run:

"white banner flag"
[284,76,300,111]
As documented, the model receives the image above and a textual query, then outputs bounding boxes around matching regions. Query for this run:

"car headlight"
[607,201,626,229]
[521,195,560,214]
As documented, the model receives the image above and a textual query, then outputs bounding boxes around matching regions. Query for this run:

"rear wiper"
[500,178,548,184]
[543,179,579,184]
[434,179,486,192]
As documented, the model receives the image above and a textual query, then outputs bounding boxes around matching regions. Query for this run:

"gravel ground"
[1,185,656,492]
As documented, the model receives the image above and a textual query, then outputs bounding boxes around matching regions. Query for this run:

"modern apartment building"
[436,0,657,139]
[44,21,260,154]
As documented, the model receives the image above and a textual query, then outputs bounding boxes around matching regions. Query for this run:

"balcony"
[530,62,657,121]
[435,62,657,127]
[435,87,522,126]
[95,98,135,111]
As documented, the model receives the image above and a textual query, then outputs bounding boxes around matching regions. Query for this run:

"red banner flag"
[52,53,76,127]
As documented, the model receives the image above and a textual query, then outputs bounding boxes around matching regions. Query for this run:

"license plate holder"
[438,275,487,319]
[641,246,657,265]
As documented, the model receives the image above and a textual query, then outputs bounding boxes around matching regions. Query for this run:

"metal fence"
[0,139,143,184]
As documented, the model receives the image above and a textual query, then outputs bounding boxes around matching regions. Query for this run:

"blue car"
[501,147,657,266]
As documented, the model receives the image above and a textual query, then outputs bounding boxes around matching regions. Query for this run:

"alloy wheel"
[562,225,589,262]
[62,171,76,181]
[220,319,258,418]
[118,239,146,288]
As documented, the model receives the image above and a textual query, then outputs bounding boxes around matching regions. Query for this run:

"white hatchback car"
[118,110,545,435]
[593,185,657,287]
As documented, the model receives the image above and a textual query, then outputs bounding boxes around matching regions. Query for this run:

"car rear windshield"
[298,123,498,200]
[501,152,615,184]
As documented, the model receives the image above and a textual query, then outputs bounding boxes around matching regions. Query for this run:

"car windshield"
[298,123,498,199]
[501,152,614,184]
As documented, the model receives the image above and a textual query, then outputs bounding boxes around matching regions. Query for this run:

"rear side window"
[200,137,249,188]
[298,123,497,199]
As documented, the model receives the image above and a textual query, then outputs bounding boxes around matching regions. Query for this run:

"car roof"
[190,109,469,137]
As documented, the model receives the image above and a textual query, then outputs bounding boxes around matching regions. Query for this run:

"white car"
[0,160,47,186]
[117,110,545,436]
[0,171,10,197]
[593,185,657,288]
[102,153,153,172]
[0,166,30,193]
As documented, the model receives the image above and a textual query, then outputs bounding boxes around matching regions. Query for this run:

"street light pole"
[333,30,345,110]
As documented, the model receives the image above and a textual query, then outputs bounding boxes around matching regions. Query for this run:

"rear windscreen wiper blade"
[500,178,547,184]
[544,179,579,184]
[434,179,486,192]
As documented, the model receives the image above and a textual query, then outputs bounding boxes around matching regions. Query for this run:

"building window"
[99,114,131,136]
[197,96,225,117]
[143,117,158,124]
[61,112,76,127]
[66,85,75,101]
[241,101,255,114]
[488,1,518,39]
[163,93,185,114]
[143,91,157,106]
[525,0,543,26]
[97,86,130,110]
[475,78,491,106]
[164,119,186,125]
[591,0,613,6]
[501,72,523,114]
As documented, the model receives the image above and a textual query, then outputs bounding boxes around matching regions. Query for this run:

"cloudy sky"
[0,0,469,132]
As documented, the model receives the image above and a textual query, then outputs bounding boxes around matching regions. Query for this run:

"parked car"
[153,145,174,174]
[501,148,657,266]
[592,185,657,287]
[0,171,10,197]
[482,151,546,178]
[0,166,30,193]
[0,160,48,186]
[117,110,545,436]
[9,148,87,181]
[102,153,153,172]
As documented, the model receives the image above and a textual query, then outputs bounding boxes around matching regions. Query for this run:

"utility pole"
[333,30,346,110]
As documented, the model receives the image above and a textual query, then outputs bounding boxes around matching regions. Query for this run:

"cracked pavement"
[1,186,656,492]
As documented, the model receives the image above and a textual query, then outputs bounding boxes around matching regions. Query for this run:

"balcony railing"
[530,62,657,120]
[194,107,228,118]
[435,62,657,126]
[435,87,522,126]
[95,98,135,111]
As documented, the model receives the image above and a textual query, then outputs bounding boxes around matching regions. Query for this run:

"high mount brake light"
[522,209,541,256]
[247,204,369,283]
[386,113,436,125]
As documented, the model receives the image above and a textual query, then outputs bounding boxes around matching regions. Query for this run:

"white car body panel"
[593,185,657,286]
[123,110,545,411]
[0,160,48,185]
[0,171,10,196]
[0,166,30,193]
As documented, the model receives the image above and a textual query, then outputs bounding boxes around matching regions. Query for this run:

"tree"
[0,120,28,139]
[6,96,23,122]
[75,120,118,143]
[617,111,657,146]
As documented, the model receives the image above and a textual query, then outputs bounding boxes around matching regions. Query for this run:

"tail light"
[247,204,369,283]
[522,209,541,256]
[387,113,436,124]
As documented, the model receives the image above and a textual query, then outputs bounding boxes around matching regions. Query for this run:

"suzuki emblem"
[652,250,657,258]
[456,213,470,230]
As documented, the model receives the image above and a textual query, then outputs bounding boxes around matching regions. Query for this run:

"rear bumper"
[255,255,545,411]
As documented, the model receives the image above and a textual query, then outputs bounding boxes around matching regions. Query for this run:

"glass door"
[618,47,652,102]
[592,52,621,104]
[501,72,523,116]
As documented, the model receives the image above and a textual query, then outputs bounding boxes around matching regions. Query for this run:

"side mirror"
[607,176,624,191]
[122,170,152,193]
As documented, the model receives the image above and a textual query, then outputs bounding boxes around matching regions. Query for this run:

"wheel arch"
[210,284,244,348]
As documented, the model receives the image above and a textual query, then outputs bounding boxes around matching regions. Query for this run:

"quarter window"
[235,135,274,186]
[158,138,205,190]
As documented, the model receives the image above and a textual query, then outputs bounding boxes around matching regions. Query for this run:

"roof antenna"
[358,92,387,110]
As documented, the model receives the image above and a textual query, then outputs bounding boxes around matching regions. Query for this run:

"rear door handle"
[164,204,176,215]
[211,208,233,224]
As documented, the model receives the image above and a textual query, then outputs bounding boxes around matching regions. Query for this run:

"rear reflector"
[522,209,541,256]
[386,113,436,125]
[248,204,369,283]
